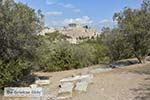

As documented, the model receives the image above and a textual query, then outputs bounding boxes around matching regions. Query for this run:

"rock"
[78,74,93,83]
[109,60,139,68]
[60,76,81,83]
[60,74,93,84]
[57,95,72,100]
[91,68,112,74]
[30,84,37,88]
[145,56,150,62]
[75,81,89,92]
[58,74,94,97]
[58,82,74,99]
[35,79,50,85]
[35,76,50,86]
[35,80,50,85]
[42,95,57,100]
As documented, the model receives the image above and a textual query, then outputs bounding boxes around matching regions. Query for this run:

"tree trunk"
[133,51,142,63]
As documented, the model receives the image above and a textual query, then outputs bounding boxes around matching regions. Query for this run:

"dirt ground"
[1,64,150,100]
[35,64,150,100]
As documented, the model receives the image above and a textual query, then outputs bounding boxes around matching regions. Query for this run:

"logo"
[4,87,43,97]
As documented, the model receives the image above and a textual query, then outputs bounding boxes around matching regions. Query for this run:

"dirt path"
[2,64,150,100]
[34,64,150,100]
[73,71,148,100]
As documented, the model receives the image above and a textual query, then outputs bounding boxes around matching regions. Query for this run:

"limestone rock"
[60,74,93,84]
[58,82,74,99]
[91,68,112,74]
[35,79,50,85]
[75,81,89,92]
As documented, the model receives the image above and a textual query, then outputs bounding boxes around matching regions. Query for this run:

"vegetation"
[113,0,150,63]
[0,0,42,90]
[0,0,150,92]
[101,28,133,62]
[36,33,105,72]
[100,0,150,63]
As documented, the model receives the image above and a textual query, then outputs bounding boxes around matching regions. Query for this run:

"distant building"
[59,23,98,43]
[68,23,77,27]
[37,23,99,44]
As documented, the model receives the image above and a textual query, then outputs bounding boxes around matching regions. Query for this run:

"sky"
[15,0,142,30]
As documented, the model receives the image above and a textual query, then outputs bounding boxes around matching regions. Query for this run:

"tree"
[142,0,150,12]
[0,0,42,89]
[113,1,150,63]
[37,9,45,29]
[0,0,42,60]
[102,28,132,62]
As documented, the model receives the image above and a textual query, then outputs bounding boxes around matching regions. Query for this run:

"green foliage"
[45,31,71,42]
[36,40,96,72]
[49,42,78,70]
[82,37,109,64]
[102,28,133,62]
[0,59,32,89]
[1,0,150,92]
[35,30,111,72]
[0,0,42,60]
[0,0,42,90]
[73,43,96,67]
[113,0,150,63]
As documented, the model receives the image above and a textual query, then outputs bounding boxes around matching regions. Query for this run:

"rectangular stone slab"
[35,80,50,85]
[75,81,89,92]
[58,82,74,99]
[60,74,93,83]
[90,68,112,74]
[58,82,74,94]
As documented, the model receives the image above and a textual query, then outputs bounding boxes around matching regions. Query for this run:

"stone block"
[60,74,93,84]
[57,82,74,100]
[75,81,89,92]
[91,68,112,74]
[35,79,50,85]
[58,82,74,94]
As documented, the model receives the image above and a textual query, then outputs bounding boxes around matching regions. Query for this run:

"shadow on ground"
[130,65,150,100]
[131,82,150,100]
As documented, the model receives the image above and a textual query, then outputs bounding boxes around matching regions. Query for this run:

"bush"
[0,59,32,89]
[36,40,96,71]
[72,44,96,68]
[46,41,76,71]
[81,37,110,64]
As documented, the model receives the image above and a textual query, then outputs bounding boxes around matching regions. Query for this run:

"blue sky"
[15,0,142,29]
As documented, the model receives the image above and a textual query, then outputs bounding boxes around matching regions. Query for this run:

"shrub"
[0,59,32,89]
[37,40,96,71]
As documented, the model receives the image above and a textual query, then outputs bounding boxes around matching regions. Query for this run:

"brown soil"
[1,64,150,100]
[36,64,150,100]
